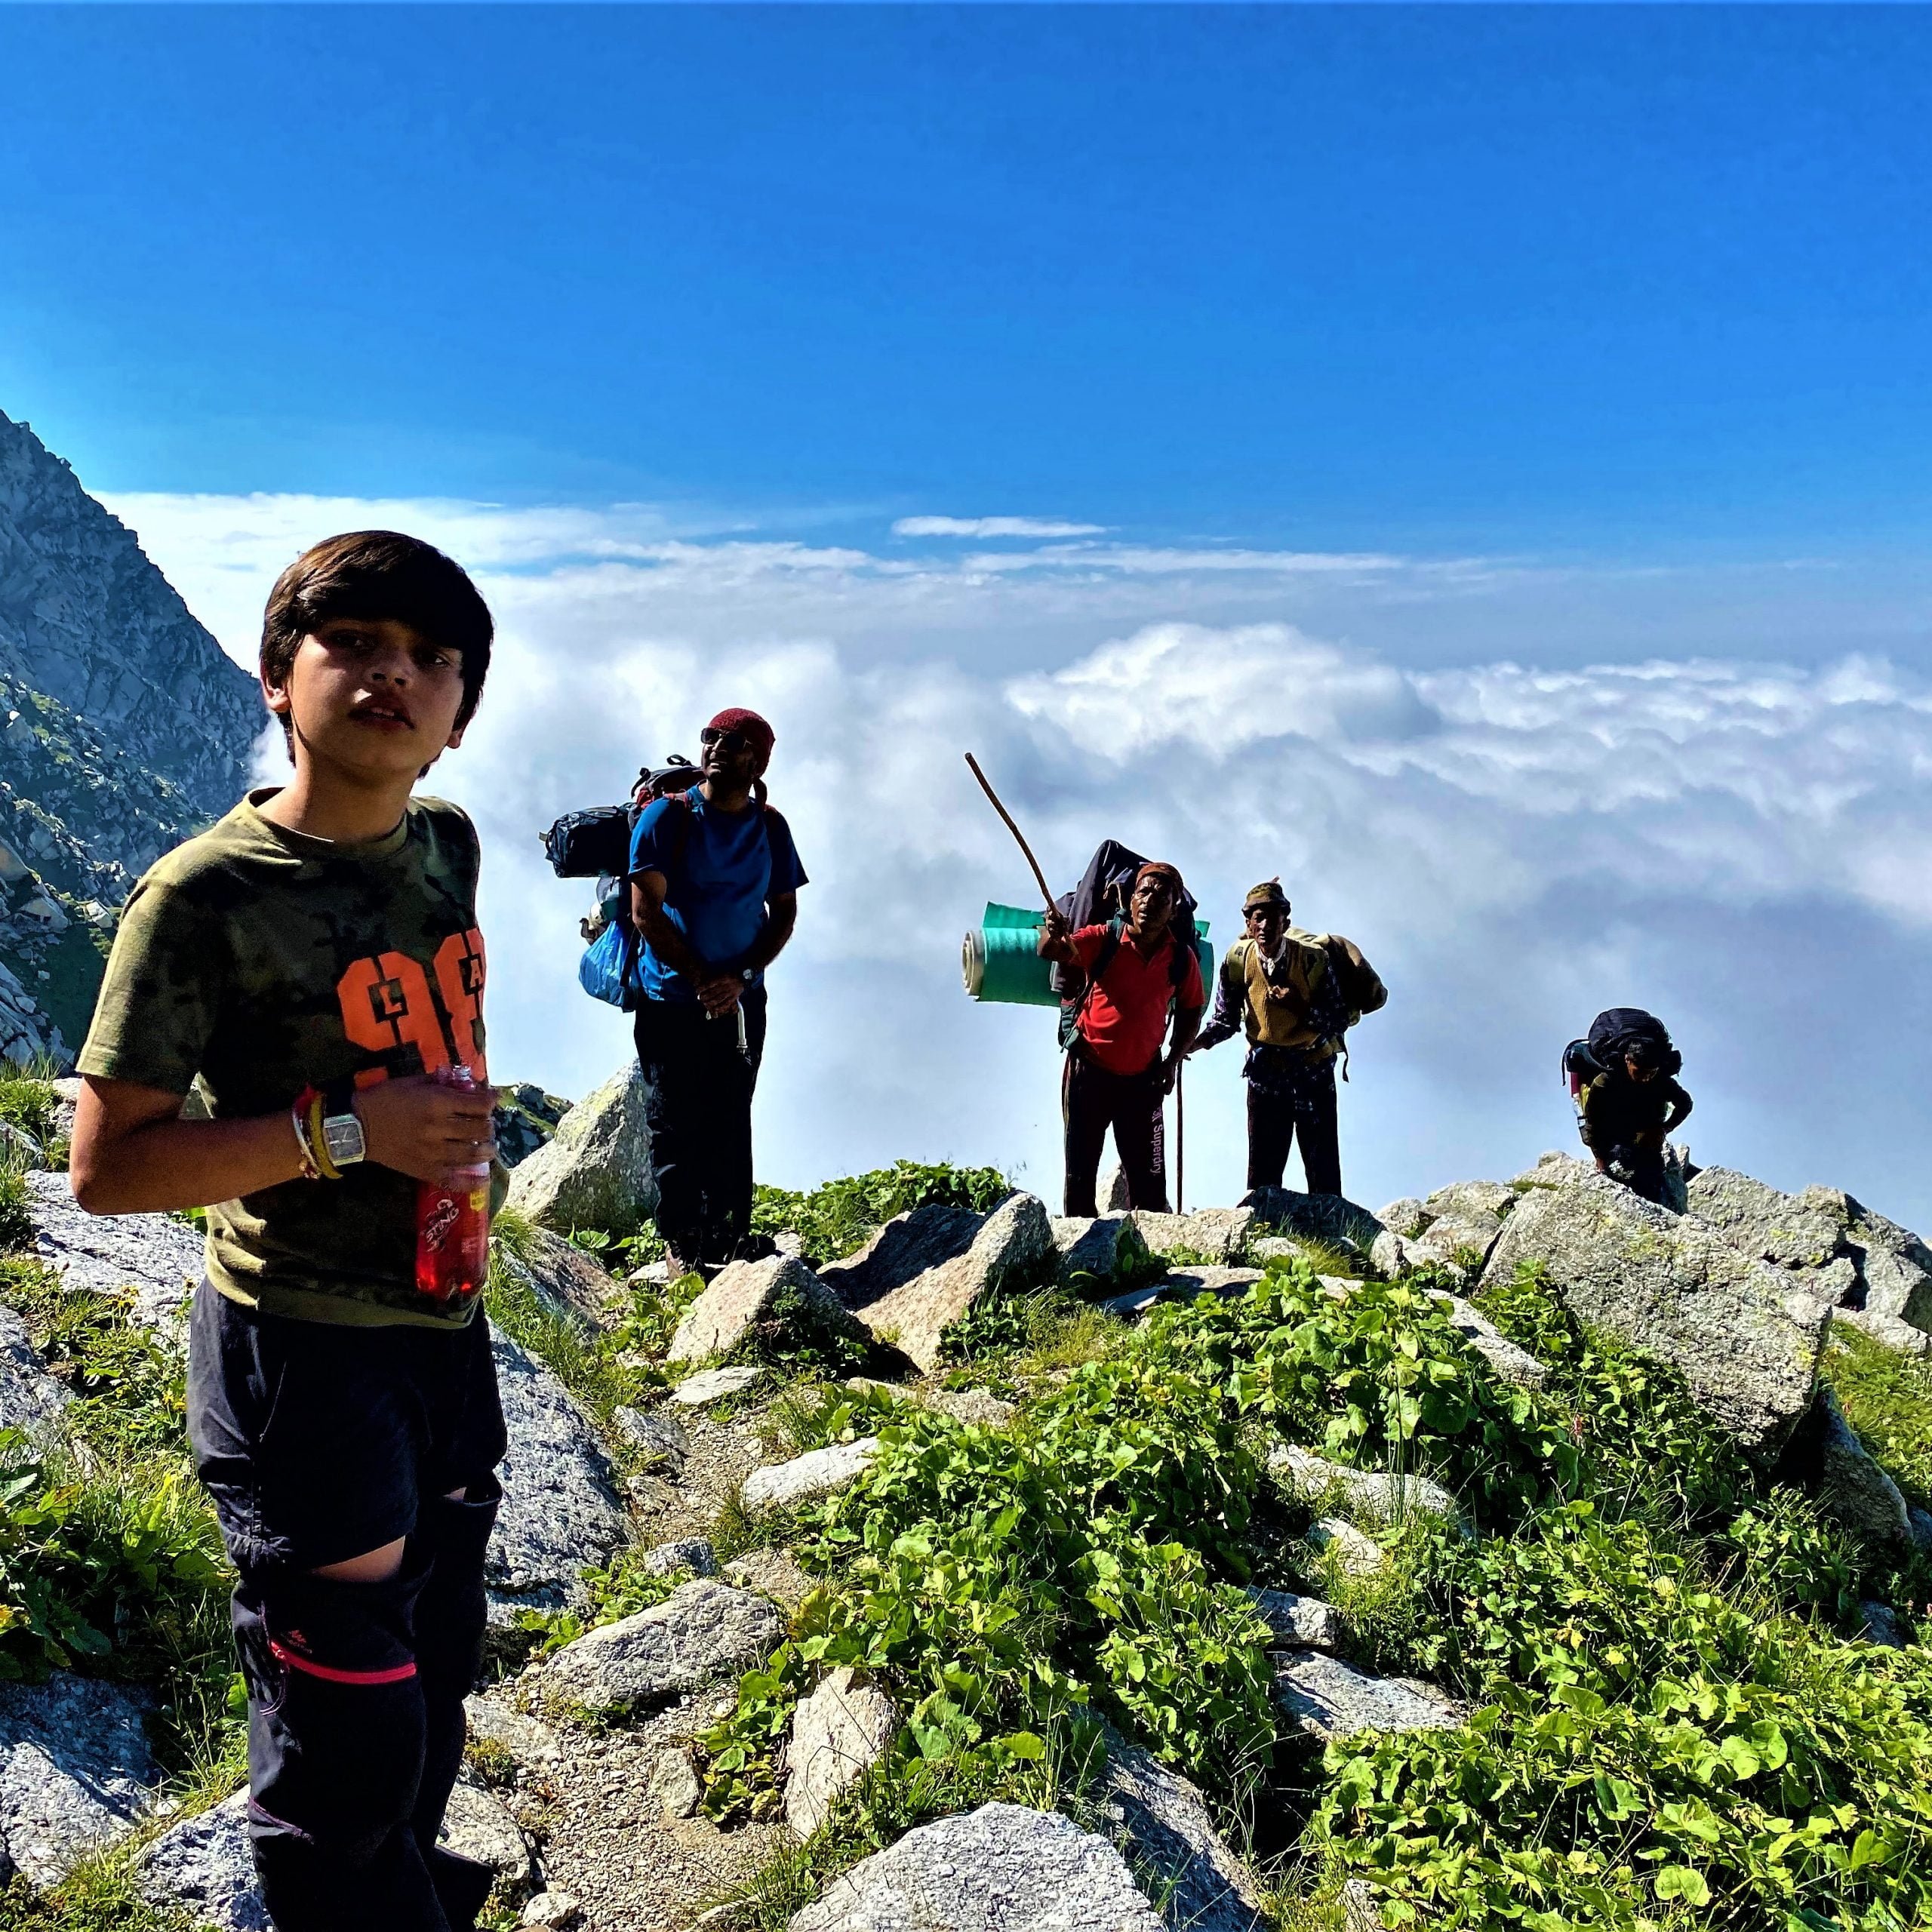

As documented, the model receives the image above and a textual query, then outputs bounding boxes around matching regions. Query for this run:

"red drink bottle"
[415,1066,491,1303]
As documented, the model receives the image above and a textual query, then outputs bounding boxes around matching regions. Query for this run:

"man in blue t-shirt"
[628,706,807,1273]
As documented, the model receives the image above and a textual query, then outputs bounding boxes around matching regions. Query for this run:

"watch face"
[322,1112,368,1166]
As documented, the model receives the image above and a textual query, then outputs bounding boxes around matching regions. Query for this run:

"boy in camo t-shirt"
[72,532,505,1932]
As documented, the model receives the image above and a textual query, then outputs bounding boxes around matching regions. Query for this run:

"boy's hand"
[354,1074,498,1183]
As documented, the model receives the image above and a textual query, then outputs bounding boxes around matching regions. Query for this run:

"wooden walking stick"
[964,753,1059,919]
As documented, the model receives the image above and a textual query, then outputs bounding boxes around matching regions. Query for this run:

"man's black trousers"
[187,1284,507,1932]
[1063,1050,1169,1217]
[634,986,768,1266]
[1247,1066,1343,1196]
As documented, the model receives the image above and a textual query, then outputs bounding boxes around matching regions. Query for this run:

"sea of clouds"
[109,494,1932,1229]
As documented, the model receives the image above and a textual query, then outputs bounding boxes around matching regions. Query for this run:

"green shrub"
[0,1171,30,1253]
[751,1161,1011,1266]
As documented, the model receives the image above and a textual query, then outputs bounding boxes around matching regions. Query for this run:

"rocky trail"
[2,1063,1930,1931]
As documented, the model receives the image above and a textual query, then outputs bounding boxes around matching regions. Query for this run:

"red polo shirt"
[1069,924,1204,1076]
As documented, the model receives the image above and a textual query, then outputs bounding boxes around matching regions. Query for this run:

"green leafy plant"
[751,1161,1012,1266]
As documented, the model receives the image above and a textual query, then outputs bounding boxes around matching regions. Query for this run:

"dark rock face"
[0,409,260,1058]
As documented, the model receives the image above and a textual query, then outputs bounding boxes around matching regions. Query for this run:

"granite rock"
[1480,1176,1830,1452]
[533,1580,783,1717]
[0,1671,158,1886]
[24,1169,199,1337]
[789,1801,1164,1932]
[743,1438,881,1516]
[504,1061,655,1232]
[786,1667,898,1838]
[825,1195,1054,1372]
[139,1792,268,1932]
[667,1254,868,1367]
[488,1331,627,1621]
[1272,1651,1462,1743]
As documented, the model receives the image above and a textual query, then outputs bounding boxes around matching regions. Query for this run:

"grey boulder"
[440,1776,537,1889]
[488,1331,627,1621]
[0,1671,158,1886]
[0,1303,67,1438]
[743,1438,880,1516]
[1690,1168,1932,1341]
[1241,1187,1383,1253]
[1780,1386,1914,1554]
[24,1169,199,1337]
[1268,1444,1457,1526]
[667,1254,868,1367]
[1272,1652,1462,1743]
[503,1062,655,1232]
[140,1792,268,1932]
[786,1666,898,1838]
[1247,1588,1344,1651]
[1422,1181,1518,1225]
[670,1364,764,1407]
[824,1194,1054,1372]
[1051,1214,1151,1283]
[494,1228,627,1337]
[1096,1727,1266,1932]
[1480,1177,1831,1452]
[1375,1198,1429,1240]
[789,1801,1164,1932]
[612,1404,691,1475]
[533,1579,783,1716]
[1130,1208,1256,1263]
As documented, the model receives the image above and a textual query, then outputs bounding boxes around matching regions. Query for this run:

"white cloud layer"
[110,494,1932,1234]
[891,515,1107,537]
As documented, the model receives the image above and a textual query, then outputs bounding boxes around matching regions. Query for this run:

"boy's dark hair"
[260,531,494,734]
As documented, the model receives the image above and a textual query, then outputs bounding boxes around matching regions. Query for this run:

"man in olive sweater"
[1188,879,1384,1197]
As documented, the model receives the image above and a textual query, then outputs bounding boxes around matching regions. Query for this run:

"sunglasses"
[700,727,752,752]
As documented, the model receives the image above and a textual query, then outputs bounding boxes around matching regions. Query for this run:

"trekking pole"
[964,753,1058,918]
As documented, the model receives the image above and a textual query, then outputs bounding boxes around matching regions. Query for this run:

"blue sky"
[6,7,1932,1226]
[6,6,1932,553]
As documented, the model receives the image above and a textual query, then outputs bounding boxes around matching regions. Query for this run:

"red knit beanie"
[706,707,776,771]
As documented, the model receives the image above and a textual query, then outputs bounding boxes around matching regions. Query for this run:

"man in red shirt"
[1038,861,1205,1216]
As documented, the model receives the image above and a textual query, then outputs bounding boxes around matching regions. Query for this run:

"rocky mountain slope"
[3,1061,1929,1932]
[0,409,259,1060]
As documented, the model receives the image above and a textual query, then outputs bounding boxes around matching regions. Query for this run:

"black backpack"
[542,804,637,880]
[1058,913,1200,1054]
[1564,1008,1681,1088]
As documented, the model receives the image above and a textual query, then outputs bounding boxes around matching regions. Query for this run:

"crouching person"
[69,533,506,1932]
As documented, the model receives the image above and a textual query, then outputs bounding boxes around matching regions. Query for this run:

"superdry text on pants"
[1062,1050,1169,1216]
[633,984,769,1266]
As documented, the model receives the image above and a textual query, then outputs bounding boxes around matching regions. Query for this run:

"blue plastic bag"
[578,918,638,1008]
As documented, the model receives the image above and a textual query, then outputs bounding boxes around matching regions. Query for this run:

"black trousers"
[634,986,769,1265]
[1063,1051,1169,1217]
[1600,1142,1668,1204]
[187,1287,506,1932]
[1247,1071,1342,1196]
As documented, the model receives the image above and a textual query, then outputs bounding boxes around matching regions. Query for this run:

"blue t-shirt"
[628,789,808,1003]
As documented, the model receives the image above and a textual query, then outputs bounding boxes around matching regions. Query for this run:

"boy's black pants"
[634,986,768,1265]
[188,1285,507,1932]
[1245,1054,1342,1196]
[1063,1049,1169,1217]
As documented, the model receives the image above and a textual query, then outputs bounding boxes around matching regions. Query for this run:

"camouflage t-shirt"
[78,789,489,1329]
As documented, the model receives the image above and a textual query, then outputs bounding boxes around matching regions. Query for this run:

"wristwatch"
[320,1081,367,1169]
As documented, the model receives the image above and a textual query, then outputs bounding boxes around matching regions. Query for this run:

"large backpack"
[573,789,777,1008]
[1563,1007,1681,1093]
[1057,912,1201,1054]
[542,804,635,880]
